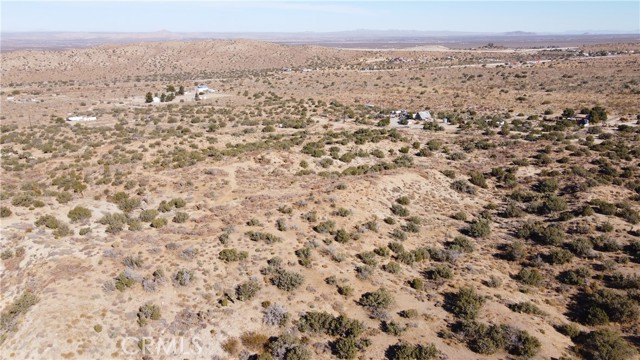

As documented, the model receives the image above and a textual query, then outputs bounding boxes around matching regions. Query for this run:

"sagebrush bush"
[447,287,485,320]
[236,279,261,301]
[271,270,304,291]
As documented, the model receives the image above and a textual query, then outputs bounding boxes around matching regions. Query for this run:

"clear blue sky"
[2,1,639,33]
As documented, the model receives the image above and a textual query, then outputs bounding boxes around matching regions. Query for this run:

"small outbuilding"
[415,111,432,120]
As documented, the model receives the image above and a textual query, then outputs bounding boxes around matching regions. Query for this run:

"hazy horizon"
[2,1,639,34]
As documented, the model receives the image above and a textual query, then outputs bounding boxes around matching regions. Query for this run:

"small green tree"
[145,92,153,103]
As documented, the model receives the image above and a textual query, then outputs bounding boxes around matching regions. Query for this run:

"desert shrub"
[271,270,304,291]
[466,218,491,238]
[275,218,287,231]
[169,198,186,208]
[485,275,502,288]
[455,321,540,357]
[173,269,193,286]
[558,267,591,286]
[337,285,353,296]
[150,217,168,228]
[516,267,544,286]
[449,236,475,253]
[313,220,335,234]
[399,309,419,318]
[509,301,545,316]
[576,329,637,360]
[67,206,91,222]
[504,241,526,261]
[11,194,33,207]
[172,211,189,223]
[390,204,410,217]
[98,212,127,234]
[381,321,406,335]
[409,278,424,290]
[332,336,361,359]
[501,203,525,218]
[530,194,567,215]
[334,229,352,243]
[446,287,484,320]
[0,290,38,341]
[236,279,261,301]
[383,261,401,274]
[451,179,476,195]
[136,303,161,326]
[123,255,143,268]
[607,272,640,290]
[390,228,407,241]
[568,238,593,258]
[246,231,282,243]
[548,248,573,264]
[139,209,158,222]
[268,334,310,360]
[535,177,559,193]
[427,264,453,281]
[516,222,564,246]
[468,171,487,188]
[263,303,289,327]
[505,328,541,357]
[222,337,240,356]
[386,342,439,360]
[0,206,11,217]
[396,196,410,205]
[114,271,136,291]
[575,288,639,325]
[301,210,317,223]
[219,248,248,262]
[358,251,378,266]
[35,215,60,229]
[556,323,581,338]
[359,288,394,310]
[241,331,269,353]
[451,211,467,221]
[247,218,262,226]
[295,247,312,267]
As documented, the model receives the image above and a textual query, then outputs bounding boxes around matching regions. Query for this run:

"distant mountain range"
[1,29,638,51]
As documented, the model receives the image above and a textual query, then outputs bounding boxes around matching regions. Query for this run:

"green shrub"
[172,211,189,223]
[67,206,91,222]
[451,180,476,195]
[516,267,544,286]
[150,217,168,228]
[427,264,453,281]
[447,287,484,320]
[0,206,12,217]
[468,171,487,188]
[173,269,193,286]
[386,342,439,360]
[137,303,161,326]
[383,261,401,274]
[390,204,410,217]
[504,241,526,261]
[139,209,158,222]
[99,212,128,234]
[35,215,60,229]
[219,248,248,262]
[409,278,424,290]
[466,218,491,238]
[558,267,590,286]
[509,301,545,316]
[246,231,282,243]
[576,329,637,360]
[114,271,136,291]
[334,229,352,243]
[236,280,261,301]
[548,248,573,265]
[359,288,394,310]
[271,270,304,291]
